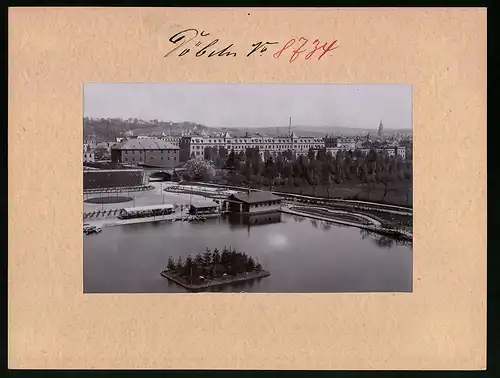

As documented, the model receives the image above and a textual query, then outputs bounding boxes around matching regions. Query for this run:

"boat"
[84,226,102,235]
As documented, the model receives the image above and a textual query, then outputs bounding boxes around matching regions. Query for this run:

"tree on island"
[211,248,221,275]
[176,256,183,271]
[166,256,176,271]
[245,257,256,272]
[183,255,195,282]
[194,253,204,267]
[203,248,212,267]
[164,247,268,287]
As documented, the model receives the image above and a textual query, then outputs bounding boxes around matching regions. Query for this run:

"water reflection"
[199,275,262,292]
[360,229,413,248]
[227,212,282,227]
[321,222,332,231]
[84,213,413,293]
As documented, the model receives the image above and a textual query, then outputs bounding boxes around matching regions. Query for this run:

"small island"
[161,247,270,291]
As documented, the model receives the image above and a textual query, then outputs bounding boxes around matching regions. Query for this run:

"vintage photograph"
[83,83,413,293]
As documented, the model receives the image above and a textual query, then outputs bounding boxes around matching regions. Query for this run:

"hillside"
[83,118,210,140]
[224,126,412,137]
[83,118,412,140]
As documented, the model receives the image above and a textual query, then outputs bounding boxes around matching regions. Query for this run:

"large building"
[179,132,232,161]
[135,134,181,148]
[110,138,180,167]
[123,127,408,164]
[179,132,324,162]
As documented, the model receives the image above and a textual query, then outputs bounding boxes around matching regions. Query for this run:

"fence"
[83,204,182,220]
[83,185,154,194]
[83,208,124,220]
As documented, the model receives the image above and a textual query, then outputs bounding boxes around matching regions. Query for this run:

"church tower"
[378,121,384,138]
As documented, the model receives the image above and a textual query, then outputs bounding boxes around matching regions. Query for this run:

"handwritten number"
[318,40,338,60]
[305,39,321,60]
[274,38,338,62]
[290,37,308,63]
[273,39,295,59]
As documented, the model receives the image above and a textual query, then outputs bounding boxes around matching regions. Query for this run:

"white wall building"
[336,137,356,150]
[83,151,95,163]
[179,132,324,162]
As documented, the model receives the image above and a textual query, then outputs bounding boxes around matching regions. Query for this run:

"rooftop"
[123,204,174,212]
[230,191,283,204]
[112,138,180,150]
[190,202,219,208]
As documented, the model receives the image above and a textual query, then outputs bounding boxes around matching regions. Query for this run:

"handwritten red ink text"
[273,37,338,63]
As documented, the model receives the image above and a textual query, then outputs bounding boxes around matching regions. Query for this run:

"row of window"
[192,144,323,151]
[124,150,177,154]
[191,140,324,145]
[122,156,177,162]
[189,138,325,144]
[251,201,280,207]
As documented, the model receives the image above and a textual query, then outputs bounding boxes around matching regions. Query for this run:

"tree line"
[165,247,264,282]
[186,145,412,202]
[83,117,208,140]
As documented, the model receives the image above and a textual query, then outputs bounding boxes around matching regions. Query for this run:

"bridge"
[144,168,186,182]
[83,167,186,183]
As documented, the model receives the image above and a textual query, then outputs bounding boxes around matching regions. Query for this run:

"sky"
[84,83,412,130]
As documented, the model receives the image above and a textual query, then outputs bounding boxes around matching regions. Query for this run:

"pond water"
[83,213,413,293]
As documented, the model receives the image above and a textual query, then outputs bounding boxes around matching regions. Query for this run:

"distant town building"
[96,141,117,152]
[111,138,180,167]
[83,151,95,163]
[396,147,406,159]
[336,137,356,150]
[359,147,406,159]
[83,139,97,150]
[324,135,337,148]
[162,136,180,147]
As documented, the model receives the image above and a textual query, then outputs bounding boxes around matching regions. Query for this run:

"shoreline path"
[83,182,412,239]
